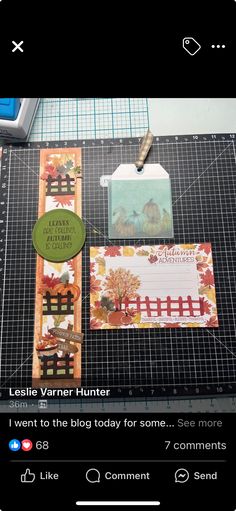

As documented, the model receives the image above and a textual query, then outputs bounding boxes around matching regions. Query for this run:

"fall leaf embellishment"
[180,244,196,250]
[136,249,150,256]
[198,243,212,255]
[200,269,215,287]
[53,195,74,207]
[199,286,216,303]
[90,318,102,330]
[90,247,100,258]
[95,257,106,276]
[202,300,212,315]
[123,247,135,257]
[148,254,158,264]
[90,262,96,274]
[41,164,59,181]
[92,307,108,323]
[104,246,121,257]
[53,315,67,327]
[206,315,219,327]
[196,255,208,272]
[38,274,61,295]
[90,275,102,293]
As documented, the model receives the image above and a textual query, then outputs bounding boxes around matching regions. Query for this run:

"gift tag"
[108,163,174,239]
[108,130,173,239]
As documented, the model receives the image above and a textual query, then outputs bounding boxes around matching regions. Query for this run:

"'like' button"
[21,469,36,483]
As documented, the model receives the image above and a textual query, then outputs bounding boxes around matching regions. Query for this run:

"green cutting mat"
[30,98,149,141]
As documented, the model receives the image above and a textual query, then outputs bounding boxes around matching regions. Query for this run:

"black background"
[0,413,235,510]
[0,0,235,96]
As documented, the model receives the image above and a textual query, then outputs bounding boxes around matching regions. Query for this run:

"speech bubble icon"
[174,468,189,483]
[85,468,101,484]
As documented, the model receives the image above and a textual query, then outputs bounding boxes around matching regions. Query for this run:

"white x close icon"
[12,41,24,53]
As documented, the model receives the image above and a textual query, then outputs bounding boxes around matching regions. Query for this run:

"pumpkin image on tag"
[108,164,173,239]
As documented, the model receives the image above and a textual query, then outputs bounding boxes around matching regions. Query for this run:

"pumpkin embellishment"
[116,220,136,237]
[143,198,161,222]
[160,208,172,233]
[143,219,161,236]
[108,310,126,326]
[108,310,135,326]
[121,313,133,325]
[54,281,80,303]
[112,208,136,237]
[38,273,61,296]
[142,199,161,236]
[127,210,146,233]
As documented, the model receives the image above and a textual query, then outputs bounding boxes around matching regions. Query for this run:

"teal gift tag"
[108,164,174,239]
[32,209,86,262]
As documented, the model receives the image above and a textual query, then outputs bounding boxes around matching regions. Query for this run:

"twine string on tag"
[135,129,154,170]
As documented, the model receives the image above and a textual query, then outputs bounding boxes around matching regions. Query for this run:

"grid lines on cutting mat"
[0,148,40,387]
[81,138,236,390]
[0,136,236,396]
[30,99,149,141]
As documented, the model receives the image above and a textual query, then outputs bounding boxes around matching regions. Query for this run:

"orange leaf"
[200,269,215,287]
[90,275,102,293]
[203,300,212,315]
[198,243,211,255]
[104,246,121,257]
[206,315,219,327]
[53,195,74,207]
[90,318,102,330]
[197,262,209,272]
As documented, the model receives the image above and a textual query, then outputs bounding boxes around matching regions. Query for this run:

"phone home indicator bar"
[76,502,160,507]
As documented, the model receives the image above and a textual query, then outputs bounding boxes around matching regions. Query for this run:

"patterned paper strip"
[33,148,82,387]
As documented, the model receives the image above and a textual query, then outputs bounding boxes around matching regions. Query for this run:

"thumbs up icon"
[21,468,36,483]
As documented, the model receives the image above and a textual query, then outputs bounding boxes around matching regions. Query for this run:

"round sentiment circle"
[32,209,86,262]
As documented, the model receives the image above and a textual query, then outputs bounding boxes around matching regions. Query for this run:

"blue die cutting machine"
[0,98,40,142]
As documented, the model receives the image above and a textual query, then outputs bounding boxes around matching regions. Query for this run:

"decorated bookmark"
[108,130,174,239]
[32,148,84,387]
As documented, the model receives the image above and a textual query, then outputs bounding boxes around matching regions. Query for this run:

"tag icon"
[183,37,201,55]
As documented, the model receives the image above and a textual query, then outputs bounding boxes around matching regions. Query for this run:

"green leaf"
[57,165,67,175]
[73,166,81,175]
[53,315,66,327]
[60,271,70,284]
[65,160,74,169]
[101,296,115,311]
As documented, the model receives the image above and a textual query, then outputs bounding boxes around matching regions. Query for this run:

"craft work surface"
[30,98,149,141]
[0,134,236,399]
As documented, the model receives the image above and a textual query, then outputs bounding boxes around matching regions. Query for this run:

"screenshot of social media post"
[1,413,235,509]
[0,98,236,510]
